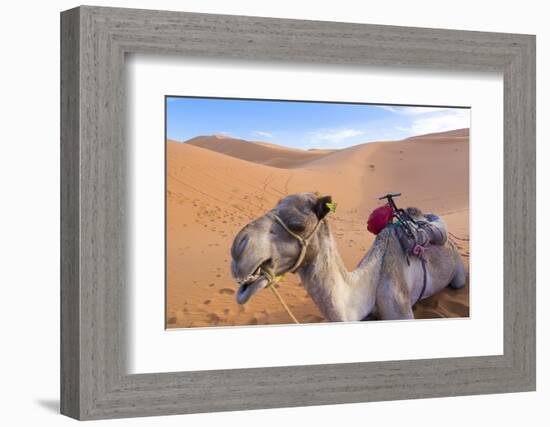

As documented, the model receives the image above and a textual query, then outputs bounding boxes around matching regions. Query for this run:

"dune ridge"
[184,135,333,168]
[167,128,470,328]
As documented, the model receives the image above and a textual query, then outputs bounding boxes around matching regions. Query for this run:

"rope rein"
[262,213,324,324]
[267,279,300,324]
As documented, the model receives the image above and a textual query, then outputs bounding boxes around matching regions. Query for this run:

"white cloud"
[377,105,462,115]
[252,130,273,138]
[308,128,365,146]
[376,105,470,136]
[399,109,470,136]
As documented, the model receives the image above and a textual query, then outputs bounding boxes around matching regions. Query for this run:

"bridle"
[266,212,324,274]
[259,212,324,324]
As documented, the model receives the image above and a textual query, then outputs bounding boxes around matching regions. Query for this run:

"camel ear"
[314,195,333,220]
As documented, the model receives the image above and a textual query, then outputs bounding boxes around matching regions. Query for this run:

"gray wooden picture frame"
[60,5,536,420]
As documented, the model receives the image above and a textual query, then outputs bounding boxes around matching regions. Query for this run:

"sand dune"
[184,135,333,168]
[405,127,469,141]
[167,128,470,328]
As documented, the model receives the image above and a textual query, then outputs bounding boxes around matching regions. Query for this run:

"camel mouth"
[236,275,269,305]
[235,260,272,304]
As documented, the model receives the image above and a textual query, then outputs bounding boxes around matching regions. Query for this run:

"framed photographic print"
[61,6,536,420]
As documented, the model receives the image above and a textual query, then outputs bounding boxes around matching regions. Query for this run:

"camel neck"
[297,221,378,322]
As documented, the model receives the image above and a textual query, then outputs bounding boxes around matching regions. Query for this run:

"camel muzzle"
[236,274,270,305]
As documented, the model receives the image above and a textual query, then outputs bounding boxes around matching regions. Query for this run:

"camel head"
[230,192,332,304]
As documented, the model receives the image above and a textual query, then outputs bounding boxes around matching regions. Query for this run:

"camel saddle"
[367,194,449,309]
[393,207,448,259]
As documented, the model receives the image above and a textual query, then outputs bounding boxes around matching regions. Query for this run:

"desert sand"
[166,128,470,328]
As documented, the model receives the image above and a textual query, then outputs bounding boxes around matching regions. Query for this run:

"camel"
[230,192,466,321]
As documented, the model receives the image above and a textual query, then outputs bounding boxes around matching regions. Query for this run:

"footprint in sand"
[208,313,222,325]
[219,288,235,295]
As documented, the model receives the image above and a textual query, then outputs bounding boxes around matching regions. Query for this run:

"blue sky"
[166,97,470,150]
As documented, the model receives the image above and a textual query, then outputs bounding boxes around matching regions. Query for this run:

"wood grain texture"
[60,7,80,419]
[60,6,536,420]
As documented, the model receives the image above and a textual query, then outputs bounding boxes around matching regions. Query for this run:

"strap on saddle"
[393,225,428,306]
[417,256,428,306]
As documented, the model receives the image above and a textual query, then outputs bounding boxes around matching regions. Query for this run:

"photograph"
[165,97,470,328]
